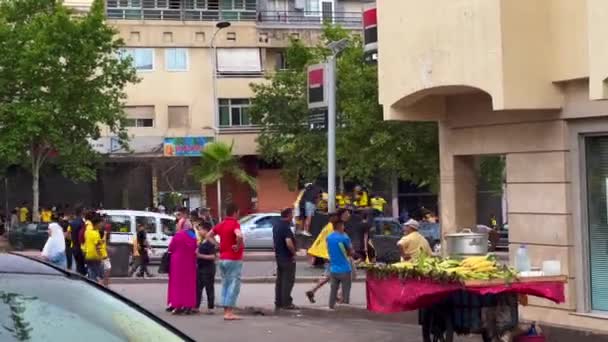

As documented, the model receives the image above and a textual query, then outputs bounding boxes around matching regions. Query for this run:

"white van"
[99,210,177,259]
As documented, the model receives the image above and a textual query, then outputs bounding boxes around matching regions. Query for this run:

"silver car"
[240,213,286,249]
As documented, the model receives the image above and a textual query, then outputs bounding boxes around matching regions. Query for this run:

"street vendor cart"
[366,272,566,342]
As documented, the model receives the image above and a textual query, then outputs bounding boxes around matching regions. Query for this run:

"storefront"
[375,0,608,332]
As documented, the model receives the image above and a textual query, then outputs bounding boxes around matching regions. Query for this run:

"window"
[136,216,156,234]
[304,0,319,15]
[165,48,188,71]
[107,215,131,233]
[0,274,188,341]
[168,106,189,128]
[125,106,155,128]
[161,218,176,236]
[219,99,252,127]
[121,48,154,71]
[585,136,608,311]
[216,48,262,75]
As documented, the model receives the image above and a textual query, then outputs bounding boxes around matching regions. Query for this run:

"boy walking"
[326,221,355,309]
[196,221,216,314]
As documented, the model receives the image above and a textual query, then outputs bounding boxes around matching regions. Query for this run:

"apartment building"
[59,0,364,213]
[376,0,608,333]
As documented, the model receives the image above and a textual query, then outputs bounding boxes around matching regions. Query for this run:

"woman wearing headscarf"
[166,207,198,314]
[41,223,67,268]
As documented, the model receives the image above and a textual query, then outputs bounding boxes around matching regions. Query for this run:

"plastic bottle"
[515,245,531,273]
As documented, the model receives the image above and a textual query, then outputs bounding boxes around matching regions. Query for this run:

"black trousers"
[275,259,296,308]
[129,255,150,276]
[197,267,216,309]
[65,244,73,270]
[73,248,87,276]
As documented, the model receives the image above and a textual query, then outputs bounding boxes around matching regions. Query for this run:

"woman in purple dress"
[166,208,198,314]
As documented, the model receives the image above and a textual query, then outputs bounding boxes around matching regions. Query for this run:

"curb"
[110,276,367,285]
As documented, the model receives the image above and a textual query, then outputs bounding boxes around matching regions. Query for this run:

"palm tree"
[192,141,256,219]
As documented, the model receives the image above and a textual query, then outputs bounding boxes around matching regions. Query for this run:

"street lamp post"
[326,39,349,213]
[208,21,231,220]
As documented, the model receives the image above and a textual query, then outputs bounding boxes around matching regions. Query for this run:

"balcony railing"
[257,11,362,28]
[105,1,362,27]
[106,0,257,21]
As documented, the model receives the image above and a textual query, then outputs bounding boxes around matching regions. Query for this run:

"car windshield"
[0,274,188,341]
[239,215,258,225]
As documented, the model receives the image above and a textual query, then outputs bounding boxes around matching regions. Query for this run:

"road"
[112,282,477,342]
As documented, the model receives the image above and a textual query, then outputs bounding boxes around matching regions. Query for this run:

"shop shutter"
[585,136,608,311]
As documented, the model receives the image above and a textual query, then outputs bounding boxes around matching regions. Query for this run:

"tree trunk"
[216,178,222,220]
[32,162,40,223]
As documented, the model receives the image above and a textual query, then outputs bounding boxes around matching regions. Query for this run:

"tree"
[192,141,256,218]
[250,25,439,191]
[0,0,138,220]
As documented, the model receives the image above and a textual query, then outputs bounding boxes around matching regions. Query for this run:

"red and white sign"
[307,63,329,109]
[363,4,378,63]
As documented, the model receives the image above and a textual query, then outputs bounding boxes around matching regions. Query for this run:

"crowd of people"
[38,207,113,286]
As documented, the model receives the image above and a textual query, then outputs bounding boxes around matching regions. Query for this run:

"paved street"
[112,282,477,342]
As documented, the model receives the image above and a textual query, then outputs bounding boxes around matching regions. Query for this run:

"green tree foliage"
[250,25,439,190]
[0,0,138,219]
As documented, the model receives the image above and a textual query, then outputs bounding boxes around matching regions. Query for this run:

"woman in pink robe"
[166,210,197,314]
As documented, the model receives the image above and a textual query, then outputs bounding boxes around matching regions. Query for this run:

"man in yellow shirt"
[19,203,29,223]
[370,194,387,216]
[397,219,432,261]
[40,207,53,223]
[83,214,105,284]
[352,186,369,208]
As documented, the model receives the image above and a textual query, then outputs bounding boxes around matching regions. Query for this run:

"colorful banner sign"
[163,137,210,157]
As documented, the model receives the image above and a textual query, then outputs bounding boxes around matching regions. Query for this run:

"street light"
[210,21,231,135]
[326,38,349,213]
[208,22,230,219]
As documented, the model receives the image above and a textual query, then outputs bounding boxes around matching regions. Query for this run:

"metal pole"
[327,56,337,213]
[211,32,219,135]
[4,177,8,233]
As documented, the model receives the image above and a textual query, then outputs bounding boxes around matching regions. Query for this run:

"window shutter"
[168,106,189,128]
[294,0,305,10]
[125,106,155,119]
[216,48,262,73]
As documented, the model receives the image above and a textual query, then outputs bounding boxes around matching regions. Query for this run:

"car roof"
[243,212,280,217]
[0,253,65,276]
[99,210,176,220]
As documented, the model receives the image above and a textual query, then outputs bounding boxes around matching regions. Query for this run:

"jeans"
[274,259,296,308]
[197,266,216,309]
[86,261,103,282]
[219,260,243,308]
[49,253,67,269]
[329,272,352,309]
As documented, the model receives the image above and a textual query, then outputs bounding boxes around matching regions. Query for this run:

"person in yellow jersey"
[335,192,351,209]
[40,206,53,223]
[370,194,387,216]
[19,202,29,223]
[397,219,432,261]
[293,184,309,231]
[352,186,369,209]
[83,212,105,284]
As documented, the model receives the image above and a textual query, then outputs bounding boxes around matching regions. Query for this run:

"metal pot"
[445,228,488,256]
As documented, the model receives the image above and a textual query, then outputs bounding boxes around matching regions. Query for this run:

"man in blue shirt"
[326,219,354,309]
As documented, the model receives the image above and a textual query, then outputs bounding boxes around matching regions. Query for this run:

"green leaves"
[192,141,256,190]
[250,25,439,190]
[0,0,138,212]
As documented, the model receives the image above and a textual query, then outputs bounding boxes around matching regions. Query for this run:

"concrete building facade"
[58,0,365,213]
[376,0,608,333]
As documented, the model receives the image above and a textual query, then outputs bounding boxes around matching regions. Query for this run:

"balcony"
[257,10,362,29]
[106,0,257,21]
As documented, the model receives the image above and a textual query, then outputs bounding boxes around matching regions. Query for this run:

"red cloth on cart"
[366,274,565,314]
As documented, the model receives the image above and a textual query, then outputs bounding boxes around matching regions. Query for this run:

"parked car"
[99,210,177,259]
[8,223,49,251]
[240,212,294,249]
[0,253,194,341]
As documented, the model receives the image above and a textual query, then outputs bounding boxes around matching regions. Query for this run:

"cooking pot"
[445,228,488,256]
